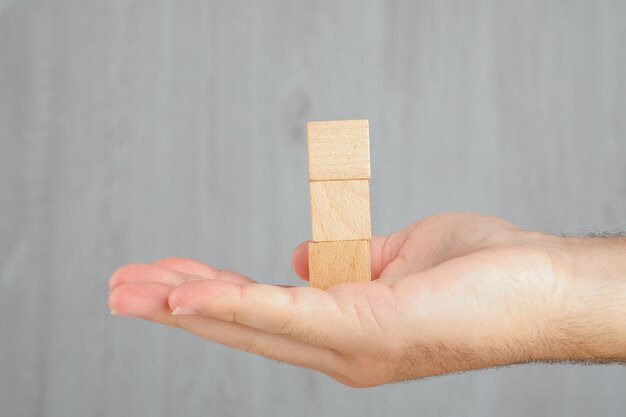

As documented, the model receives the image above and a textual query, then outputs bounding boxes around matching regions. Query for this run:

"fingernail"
[110,309,132,317]
[171,306,198,316]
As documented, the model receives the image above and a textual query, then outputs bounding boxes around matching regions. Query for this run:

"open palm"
[108,212,569,387]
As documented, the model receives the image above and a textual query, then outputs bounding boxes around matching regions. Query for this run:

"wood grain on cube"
[308,240,371,290]
[309,179,371,242]
[307,120,371,181]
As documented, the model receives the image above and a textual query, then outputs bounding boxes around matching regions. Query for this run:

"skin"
[107,212,626,387]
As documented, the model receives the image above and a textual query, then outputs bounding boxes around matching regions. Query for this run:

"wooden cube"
[309,179,371,242]
[308,240,371,290]
[307,120,371,181]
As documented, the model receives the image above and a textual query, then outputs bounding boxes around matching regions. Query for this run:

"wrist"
[548,234,626,362]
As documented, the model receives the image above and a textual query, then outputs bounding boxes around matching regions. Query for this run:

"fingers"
[109,261,254,292]
[108,281,346,376]
[153,257,219,278]
[109,264,187,290]
[109,281,173,317]
[167,279,363,349]
[291,232,408,281]
[153,257,255,285]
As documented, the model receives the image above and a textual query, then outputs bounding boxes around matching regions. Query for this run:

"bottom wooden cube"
[308,240,371,290]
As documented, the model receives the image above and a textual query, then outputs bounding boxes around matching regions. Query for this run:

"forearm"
[550,235,626,362]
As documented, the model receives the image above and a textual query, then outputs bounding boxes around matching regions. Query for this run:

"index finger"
[167,279,361,349]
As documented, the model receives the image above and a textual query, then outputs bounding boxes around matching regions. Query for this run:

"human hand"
[107,212,626,387]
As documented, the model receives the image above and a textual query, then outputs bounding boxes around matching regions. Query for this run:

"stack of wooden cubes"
[306,120,372,290]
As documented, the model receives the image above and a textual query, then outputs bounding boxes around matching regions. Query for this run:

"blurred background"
[1,1,625,416]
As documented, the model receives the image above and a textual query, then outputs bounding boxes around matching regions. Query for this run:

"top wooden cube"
[306,120,371,181]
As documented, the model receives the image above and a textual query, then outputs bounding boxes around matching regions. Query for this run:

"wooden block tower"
[306,120,372,290]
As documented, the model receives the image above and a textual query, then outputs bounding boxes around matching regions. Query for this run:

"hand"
[107,212,626,387]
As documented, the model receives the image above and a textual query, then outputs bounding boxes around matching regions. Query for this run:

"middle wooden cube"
[309,179,371,242]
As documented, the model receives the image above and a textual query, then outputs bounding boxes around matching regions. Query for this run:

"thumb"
[290,241,310,280]
[290,234,401,282]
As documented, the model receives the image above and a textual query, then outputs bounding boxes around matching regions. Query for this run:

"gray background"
[1,1,625,416]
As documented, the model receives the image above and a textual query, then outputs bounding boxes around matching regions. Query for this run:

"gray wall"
[1,1,625,416]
